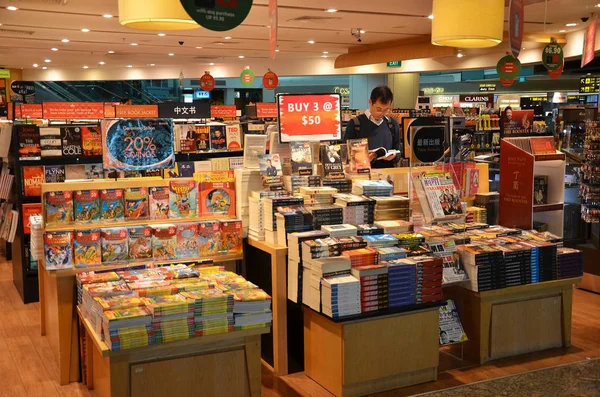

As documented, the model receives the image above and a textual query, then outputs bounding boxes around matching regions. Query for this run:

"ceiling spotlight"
[522,47,526,50]
[83,66,89,69]
[359,30,366,34]
[308,40,315,44]
[323,51,329,54]
[559,29,566,32]
[51,48,59,51]
[127,65,133,68]
[566,23,578,27]
[131,43,138,46]
[457,52,464,58]
[195,46,202,49]
[321,55,328,58]
[108,50,115,54]
[238,55,245,58]
[103,14,113,18]
[158,33,166,36]
[44,59,51,63]
[326,9,338,13]
[275,49,280,52]
[42,67,47,70]
[99,61,105,65]
[150,64,156,66]
[81,28,90,33]
[33,64,38,68]
[224,36,232,39]
[428,14,434,19]
[168,53,175,56]
[7,6,18,11]
[61,39,70,43]
[209,62,215,65]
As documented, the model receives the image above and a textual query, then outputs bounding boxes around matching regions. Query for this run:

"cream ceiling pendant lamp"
[431,0,504,48]
[118,0,200,30]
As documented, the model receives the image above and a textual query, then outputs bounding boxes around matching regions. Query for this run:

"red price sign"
[200,72,215,92]
[277,93,342,143]
[43,102,105,119]
[263,71,279,90]
[16,104,43,119]
[256,102,278,118]
[210,105,237,118]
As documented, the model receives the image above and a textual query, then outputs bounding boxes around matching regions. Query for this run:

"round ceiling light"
[431,0,504,48]
[118,0,200,30]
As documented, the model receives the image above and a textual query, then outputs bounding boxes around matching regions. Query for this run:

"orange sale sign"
[277,93,342,142]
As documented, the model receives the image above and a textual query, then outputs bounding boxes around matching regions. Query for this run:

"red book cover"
[22,166,44,196]
[80,126,102,156]
[198,171,236,217]
[22,203,42,234]
[530,137,556,155]
[219,220,242,255]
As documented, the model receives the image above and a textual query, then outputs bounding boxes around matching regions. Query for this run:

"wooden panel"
[490,295,563,360]
[580,273,600,294]
[91,343,112,397]
[130,349,249,397]
[342,309,439,385]
[342,367,437,397]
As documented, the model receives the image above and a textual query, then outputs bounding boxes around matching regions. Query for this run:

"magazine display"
[428,240,467,284]
[438,299,468,345]
[419,172,464,221]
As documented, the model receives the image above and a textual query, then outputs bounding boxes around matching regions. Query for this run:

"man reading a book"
[344,86,401,169]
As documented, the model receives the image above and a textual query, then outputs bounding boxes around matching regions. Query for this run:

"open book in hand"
[369,147,400,160]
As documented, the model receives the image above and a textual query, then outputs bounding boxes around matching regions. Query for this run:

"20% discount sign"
[279,94,341,139]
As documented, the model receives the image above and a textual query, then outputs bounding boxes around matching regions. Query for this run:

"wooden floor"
[1,258,599,397]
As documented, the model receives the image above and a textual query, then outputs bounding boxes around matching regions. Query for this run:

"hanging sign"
[548,60,564,79]
[10,81,35,97]
[269,0,278,59]
[200,72,215,92]
[500,78,515,87]
[579,76,600,93]
[101,118,175,170]
[240,68,255,87]
[179,0,253,32]
[582,15,598,68]
[496,55,522,80]
[0,70,10,78]
[459,95,494,107]
[210,105,237,118]
[16,104,43,119]
[115,105,159,118]
[256,102,278,118]
[542,43,564,71]
[262,70,279,90]
[277,93,342,143]
[42,102,105,119]
[509,0,524,58]
[158,102,210,119]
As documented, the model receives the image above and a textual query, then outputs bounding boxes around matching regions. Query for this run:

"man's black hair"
[370,86,394,105]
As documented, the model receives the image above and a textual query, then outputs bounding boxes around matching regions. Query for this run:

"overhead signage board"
[158,102,210,118]
[210,105,237,118]
[459,95,494,107]
[579,76,600,93]
[116,105,159,118]
[479,83,497,92]
[277,93,342,143]
[387,61,402,67]
[509,0,524,58]
[256,102,278,118]
[15,104,43,119]
[582,16,598,68]
[42,102,105,119]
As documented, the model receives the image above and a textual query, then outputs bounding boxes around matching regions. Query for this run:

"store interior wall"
[388,73,421,109]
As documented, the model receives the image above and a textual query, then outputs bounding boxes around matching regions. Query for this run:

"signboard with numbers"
[158,102,210,118]
[542,43,564,71]
[277,93,342,143]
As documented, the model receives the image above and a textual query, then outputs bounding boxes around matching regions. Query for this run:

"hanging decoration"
[542,41,564,71]
[240,68,255,87]
[200,71,215,92]
[118,0,199,30]
[179,0,253,32]
[496,54,522,81]
[548,60,565,79]
[509,0,524,58]
[262,70,279,90]
[500,78,515,88]
[269,0,278,60]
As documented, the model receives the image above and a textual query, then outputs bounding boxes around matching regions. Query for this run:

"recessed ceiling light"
[42,66,47,70]
[323,51,329,54]
[209,62,215,65]
[99,61,105,65]
[275,49,280,52]
[326,9,337,13]
[559,29,566,32]
[44,59,51,63]
[61,39,70,43]
[266,25,270,28]
[33,64,38,68]
[127,65,133,68]
[224,36,232,39]
[428,14,434,19]
[308,40,315,44]
[457,53,464,58]
[83,66,89,69]
[51,48,59,51]
[81,28,90,33]
[522,47,526,50]
[150,64,156,66]
[7,6,18,11]
[238,55,245,58]
[566,23,578,27]
[321,55,328,58]
[108,50,115,54]
[103,14,113,18]
[168,53,175,56]
[359,30,366,34]
[195,46,202,49]
[158,33,166,36]
[131,43,138,46]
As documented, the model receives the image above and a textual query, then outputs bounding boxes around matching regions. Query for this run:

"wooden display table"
[78,309,268,397]
[303,306,440,397]
[445,278,581,364]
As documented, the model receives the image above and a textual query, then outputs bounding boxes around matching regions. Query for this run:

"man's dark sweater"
[344,114,401,169]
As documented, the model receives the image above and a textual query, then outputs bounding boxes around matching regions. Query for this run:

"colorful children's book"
[101,227,129,263]
[44,191,74,225]
[100,189,125,220]
[176,223,199,259]
[74,190,101,222]
[44,165,66,183]
[73,229,102,267]
[198,171,235,217]
[81,126,103,156]
[169,180,198,218]
[128,226,153,260]
[149,187,170,220]
[197,220,220,256]
[44,231,73,270]
[220,220,243,255]
[152,224,177,260]
[22,166,44,196]
[124,187,149,220]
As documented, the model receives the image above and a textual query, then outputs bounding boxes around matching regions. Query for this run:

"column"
[224,88,236,105]
[387,73,421,109]
[349,74,388,110]
[262,89,275,102]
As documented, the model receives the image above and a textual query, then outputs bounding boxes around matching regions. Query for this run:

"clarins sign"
[459,95,494,106]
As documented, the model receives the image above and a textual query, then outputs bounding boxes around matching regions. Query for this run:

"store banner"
[269,0,278,60]
[43,102,105,119]
[582,15,597,68]
[116,105,159,118]
[102,118,175,170]
[496,55,522,80]
[179,0,253,32]
[458,95,494,107]
[410,126,446,164]
[16,104,43,119]
[256,102,277,118]
[104,104,116,118]
[499,139,534,230]
[500,108,534,138]
[262,70,279,90]
[210,105,236,118]
[509,0,524,58]
[158,102,210,119]
[200,72,215,92]
[277,93,342,143]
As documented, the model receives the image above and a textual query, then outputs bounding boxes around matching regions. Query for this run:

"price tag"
[542,43,564,71]
[277,93,342,143]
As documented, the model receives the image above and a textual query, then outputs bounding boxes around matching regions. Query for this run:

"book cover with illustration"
[85,164,103,179]
[258,154,283,190]
[44,231,73,270]
[209,125,227,150]
[73,229,102,267]
[176,223,198,259]
[152,224,177,260]
[44,165,66,183]
[348,139,370,174]
[143,168,162,177]
[169,180,198,218]
[124,187,149,220]
[100,189,125,220]
[22,203,42,235]
[44,191,74,225]
[195,125,210,151]
[22,166,44,196]
[60,126,83,157]
[81,126,103,156]
[220,220,242,255]
[534,175,548,205]
[74,189,101,222]
[149,187,169,220]
[16,125,41,158]
[420,172,463,221]
[290,141,313,175]
[320,144,344,178]
[197,171,235,217]
[101,227,129,263]
[128,226,153,260]
[197,220,220,256]
[226,124,242,149]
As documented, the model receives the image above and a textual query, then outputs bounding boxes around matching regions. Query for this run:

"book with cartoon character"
[169,180,198,219]
[44,231,73,270]
[44,191,74,226]
[101,227,129,263]
[74,190,101,222]
[128,226,153,260]
[152,224,177,260]
[124,187,149,220]
[100,189,125,221]
[73,229,102,267]
[176,223,198,259]
[197,220,220,256]
[219,220,242,255]
[149,187,170,220]
[197,171,235,217]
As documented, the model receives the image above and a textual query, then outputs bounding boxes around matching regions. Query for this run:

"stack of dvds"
[321,275,361,318]
[303,256,351,311]
[299,186,338,205]
[342,247,379,267]
[263,196,304,245]
[101,307,154,351]
[351,180,393,196]
[231,289,272,330]
[287,230,329,304]
[363,234,399,249]
[386,259,417,307]
[370,196,410,221]
[333,193,375,224]
[557,247,584,279]
[142,294,195,344]
[283,175,322,194]
[351,265,388,312]
[412,256,443,303]
[333,235,368,251]
[321,224,357,237]
[356,224,384,236]
[307,205,344,230]
[377,247,407,262]
[181,289,234,336]
[374,220,413,234]
[459,245,506,292]
[496,244,532,287]
[322,178,352,194]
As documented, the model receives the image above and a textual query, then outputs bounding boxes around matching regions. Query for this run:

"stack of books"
[231,289,272,330]
[275,206,313,246]
[307,205,344,230]
[128,280,180,297]
[496,244,532,287]
[386,259,417,307]
[352,180,393,196]
[342,247,379,267]
[303,256,351,312]
[283,175,322,194]
[363,234,399,249]
[377,247,407,262]
[321,224,357,238]
[299,186,338,205]
[321,275,361,318]
[395,233,426,251]
[182,289,234,336]
[333,235,368,251]
[302,237,342,260]
[356,224,384,236]
[142,294,195,344]
[248,196,264,241]
[459,245,506,292]
[101,307,154,351]
[370,196,410,221]
[475,192,499,225]
[322,178,352,194]
[333,193,375,225]
[234,169,263,236]
[557,247,584,279]
[374,220,413,234]
[351,265,388,313]
[287,230,329,304]
[466,206,487,224]
[263,196,304,245]
[412,256,443,303]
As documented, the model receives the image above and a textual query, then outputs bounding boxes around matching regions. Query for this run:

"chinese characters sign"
[410,126,446,164]
[499,139,534,230]
[158,102,210,118]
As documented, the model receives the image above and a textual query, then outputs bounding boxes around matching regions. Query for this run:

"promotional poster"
[500,108,534,138]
